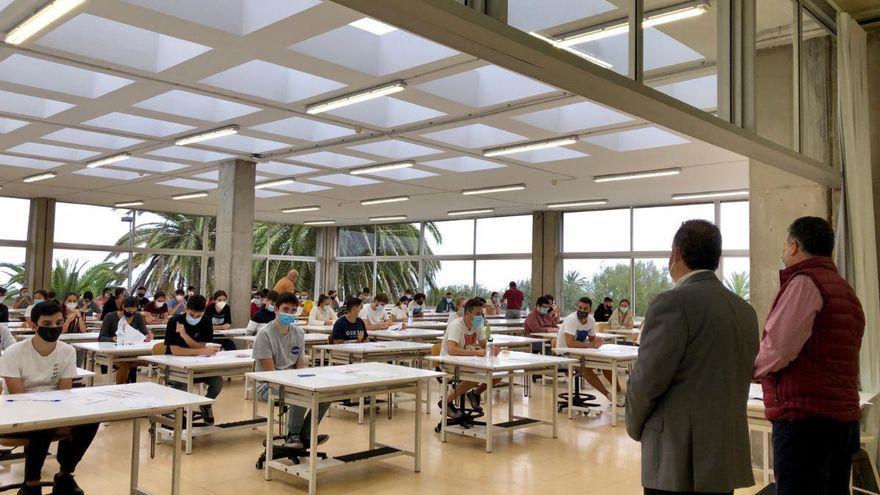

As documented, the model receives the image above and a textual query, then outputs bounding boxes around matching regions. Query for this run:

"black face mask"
[123,310,135,318]
[137,292,145,297]
[576,310,590,320]
[37,325,62,343]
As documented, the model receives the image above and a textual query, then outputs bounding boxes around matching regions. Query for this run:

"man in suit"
[626,219,759,495]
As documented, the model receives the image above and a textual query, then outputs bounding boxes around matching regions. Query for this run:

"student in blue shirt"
[330,298,368,344]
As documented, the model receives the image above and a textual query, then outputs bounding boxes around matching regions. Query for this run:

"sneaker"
[438,400,463,419]
[17,485,42,495]
[466,390,483,411]
[199,405,215,425]
[301,434,329,448]
[52,472,84,495]
[283,434,304,449]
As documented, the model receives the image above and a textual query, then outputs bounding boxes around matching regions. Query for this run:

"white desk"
[369,328,444,342]
[427,351,575,452]
[3,321,25,328]
[72,340,163,384]
[235,332,327,350]
[487,335,544,351]
[485,318,527,327]
[59,332,101,343]
[405,321,448,331]
[214,328,251,340]
[0,382,210,495]
[552,344,638,426]
[301,324,333,335]
[247,362,442,495]
[531,331,623,347]
[138,350,259,454]
[487,326,524,335]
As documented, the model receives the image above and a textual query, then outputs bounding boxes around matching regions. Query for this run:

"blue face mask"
[185,314,202,326]
[266,304,275,312]
[278,313,296,326]
[539,306,550,315]
[471,315,484,327]
[33,298,44,305]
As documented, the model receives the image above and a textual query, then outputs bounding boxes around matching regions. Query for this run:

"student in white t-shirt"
[307,294,338,327]
[0,323,14,353]
[406,293,426,316]
[358,293,391,330]
[446,297,468,325]
[0,301,99,495]
[556,297,622,405]
[389,296,410,322]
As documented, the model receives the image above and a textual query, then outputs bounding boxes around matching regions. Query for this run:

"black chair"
[557,365,600,415]
[0,434,67,493]
[255,399,326,470]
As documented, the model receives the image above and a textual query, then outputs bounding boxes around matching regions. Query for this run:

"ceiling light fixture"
[4,0,85,45]
[554,2,709,46]
[349,160,415,176]
[349,18,398,35]
[370,215,407,222]
[304,220,335,226]
[114,200,144,208]
[447,208,495,217]
[593,168,681,183]
[22,171,57,183]
[483,136,579,157]
[672,189,749,201]
[255,178,295,190]
[173,125,239,146]
[86,152,131,169]
[528,31,614,69]
[283,205,321,213]
[547,199,609,209]
[306,81,406,115]
[462,183,526,195]
[172,191,209,200]
[361,195,410,206]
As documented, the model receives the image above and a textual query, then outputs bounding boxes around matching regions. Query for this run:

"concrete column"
[320,226,338,295]
[867,28,880,276]
[26,197,55,292]
[213,159,255,327]
[749,160,828,324]
[530,211,561,304]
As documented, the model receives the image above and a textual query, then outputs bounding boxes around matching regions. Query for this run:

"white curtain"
[838,13,880,395]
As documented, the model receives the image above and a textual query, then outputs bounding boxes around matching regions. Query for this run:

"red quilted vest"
[761,257,865,422]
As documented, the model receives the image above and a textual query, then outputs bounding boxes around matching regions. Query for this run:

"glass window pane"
[0,197,30,240]
[129,210,207,252]
[800,9,837,166]
[723,256,750,301]
[338,226,374,257]
[476,216,531,254]
[424,260,473,306]
[633,204,715,251]
[720,201,749,250]
[54,202,132,246]
[267,260,316,295]
[252,259,267,290]
[476,259,531,306]
[129,253,202,294]
[562,259,631,314]
[0,246,27,289]
[338,261,374,301]
[755,0,795,149]
[563,209,630,252]
[377,223,421,256]
[376,261,419,301]
[634,258,674,317]
[256,222,317,257]
[425,219,474,255]
[50,249,127,295]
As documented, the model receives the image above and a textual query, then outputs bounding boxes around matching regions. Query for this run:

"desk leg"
[171,408,182,495]
[186,371,194,454]
[507,375,514,421]
[486,371,494,453]
[414,381,422,472]
[130,417,141,494]
[107,356,115,385]
[611,361,618,427]
[251,379,258,420]
[440,372,448,442]
[358,395,365,425]
[551,366,559,438]
[308,395,319,495]
[264,386,274,481]
[762,429,770,485]
[568,365,574,420]
[369,394,376,449]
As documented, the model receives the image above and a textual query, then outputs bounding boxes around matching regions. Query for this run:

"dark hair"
[490,291,499,298]
[34,289,48,298]
[123,296,139,309]
[32,301,63,322]
[261,288,270,297]
[328,289,337,296]
[362,287,370,293]
[47,291,56,302]
[398,296,410,304]
[82,291,93,300]
[414,292,426,300]
[445,292,452,296]
[175,288,186,296]
[374,293,389,304]
[603,297,613,302]
[101,287,110,296]
[212,290,227,300]
[619,298,631,306]
[317,294,331,306]
[187,295,207,311]
[464,298,485,314]
[577,297,593,307]
[154,290,166,299]
[788,216,834,257]
[114,287,126,297]
[0,288,6,296]
[187,286,195,291]
[276,292,299,308]
[509,281,516,288]
[137,286,146,291]
[672,219,722,271]
[64,291,78,302]
[265,290,279,303]
[346,297,364,311]
[474,296,487,304]
[544,294,555,302]
[536,296,551,306]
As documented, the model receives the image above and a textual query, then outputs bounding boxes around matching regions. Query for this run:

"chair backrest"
[596,322,607,332]
[151,342,166,355]
[430,342,442,356]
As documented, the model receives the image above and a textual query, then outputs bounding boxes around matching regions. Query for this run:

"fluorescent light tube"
[361,195,410,206]
[86,152,131,169]
[483,136,579,157]
[547,199,609,208]
[4,0,85,45]
[593,168,681,183]
[172,192,209,200]
[114,201,144,208]
[370,216,407,222]
[447,208,495,217]
[283,205,321,213]
[174,125,239,146]
[528,31,613,69]
[672,189,748,201]
[349,160,415,176]
[555,3,708,46]
[462,184,526,195]
[22,171,57,183]
[255,178,294,190]
[306,81,406,115]
[644,4,709,27]
[304,220,335,226]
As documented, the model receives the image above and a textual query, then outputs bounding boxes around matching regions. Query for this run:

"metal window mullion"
[52,242,209,257]
[0,239,27,248]
[630,206,636,313]
[629,0,644,82]
[793,0,803,152]
[200,215,209,291]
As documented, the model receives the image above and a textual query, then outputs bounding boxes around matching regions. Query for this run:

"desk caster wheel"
[434,424,441,433]
[557,405,564,413]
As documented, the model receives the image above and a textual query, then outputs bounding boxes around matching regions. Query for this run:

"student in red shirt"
[500,281,524,318]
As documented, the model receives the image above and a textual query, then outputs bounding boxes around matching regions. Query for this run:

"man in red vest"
[754,216,865,495]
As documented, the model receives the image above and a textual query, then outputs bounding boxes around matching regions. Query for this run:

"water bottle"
[485,341,494,364]
[116,324,126,346]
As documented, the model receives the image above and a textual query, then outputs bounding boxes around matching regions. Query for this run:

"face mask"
[620,306,629,314]
[251,297,261,305]
[0,296,4,305]
[538,306,549,315]
[215,301,226,311]
[185,314,202,326]
[376,304,385,312]
[322,304,330,311]
[123,310,135,318]
[156,301,166,308]
[576,310,590,320]
[446,297,451,303]
[64,302,77,311]
[33,298,44,305]
[278,313,296,326]
[266,304,275,313]
[37,325,62,343]
[137,292,145,297]
[176,295,184,302]
[471,315,484,327]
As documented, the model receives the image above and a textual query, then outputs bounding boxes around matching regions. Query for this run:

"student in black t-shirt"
[0,288,8,323]
[135,286,150,311]
[331,297,368,344]
[101,287,126,321]
[247,290,278,330]
[594,297,614,323]
[164,295,222,423]
[206,290,234,350]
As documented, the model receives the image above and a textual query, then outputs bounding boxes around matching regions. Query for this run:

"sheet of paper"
[387,323,403,332]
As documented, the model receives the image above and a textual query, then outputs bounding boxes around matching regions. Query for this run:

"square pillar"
[531,211,561,304]
[26,197,55,292]
[213,159,255,327]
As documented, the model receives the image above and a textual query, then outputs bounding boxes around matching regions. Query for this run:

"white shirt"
[308,305,338,326]
[0,324,14,353]
[0,339,77,393]
[406,300,425,314]
[441,317,485,356]
[556,312,597,349]
[447,310,463,325]
[389,305,408,321]
[674,269,714,288]
[359,304,389,326]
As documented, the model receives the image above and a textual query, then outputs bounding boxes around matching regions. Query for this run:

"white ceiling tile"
[0,54,134,99]
[255,189,287,198]
[512,100,633,133]
[347,139,443,159]
[256,161,317,176]
[507,0,617,33]
[192,171,267,181]
[201,60,346,103]
[309,173,380,187]
[583,126,690,152]
[73,168,146,180]
[290,151,372,169]
[421,156,506,173]
[148,146,235,162]
[0,0,12,13]
[0,154,64,170]
[7,142,100,161]
[0,117,29,133]
[326,97,445,128]
[568,27,703,76]
[202,134,289,153]
[157,178,217,190]
[42,128,143,150]
[419,123,525,148]
[123,0,321,35]
[0,89,75,118]
[113,157,188,173]
[249,116,354,142]
[368,167,438,180]
[270,182,331,193]
[83,112,195,137]
[503,147,588,163]
[349,18,398,36]
[36,14,212,73]
[653,74,718,111]
[417,65,556,108]
[134,90,260,122]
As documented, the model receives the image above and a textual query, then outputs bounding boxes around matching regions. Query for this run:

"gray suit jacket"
[626,271,759,492]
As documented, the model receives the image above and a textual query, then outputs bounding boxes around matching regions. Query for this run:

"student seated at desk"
[77,291,100,317]
[248,290,278,332]
[62,292,87,334]
[95,287,110,311]
[12,286,31,310]
[164,295,221,424]
[0,322,14,353]
[331,298,368,344]
[606,298,634,330]
[168,289,187,317]
[144,291,169,324]
[439,298,500,418]
[207,290,234,351]
[446,297,468,325]
[485,291,501,316]
[99,296,152,384]
[250,290,264,318]
[406,293,426,316]
[544,294,560,319]
[358,293,392,331]
[328,289,341,312]
[298,290,314,318]
[524,296,557,353]
[100,287,126,321]
[135,286,150,312]
[555,297,623,406]
[24,290,48,328]
[308,294,337,326]
[0,301,98,495]
[254,292,330,449]
[436,292,454,313]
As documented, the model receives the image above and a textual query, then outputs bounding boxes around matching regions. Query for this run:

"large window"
[562,259,631,313]
[0,197,29,293]
[252,221,320,295]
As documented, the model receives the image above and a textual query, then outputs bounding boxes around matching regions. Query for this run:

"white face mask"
[251,297,261,305]
[322,304,330,311]
[156,300,166,308]
[215,301,226,310]
[0,296,4,304]
[176,295,184,302]
[65,302,77,310]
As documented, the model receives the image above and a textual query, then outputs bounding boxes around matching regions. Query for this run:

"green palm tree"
[724,271,750,301]
[50,259,124,296]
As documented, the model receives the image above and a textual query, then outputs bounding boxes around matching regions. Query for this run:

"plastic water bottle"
[116,325,126,346]
[485,341,494,364]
